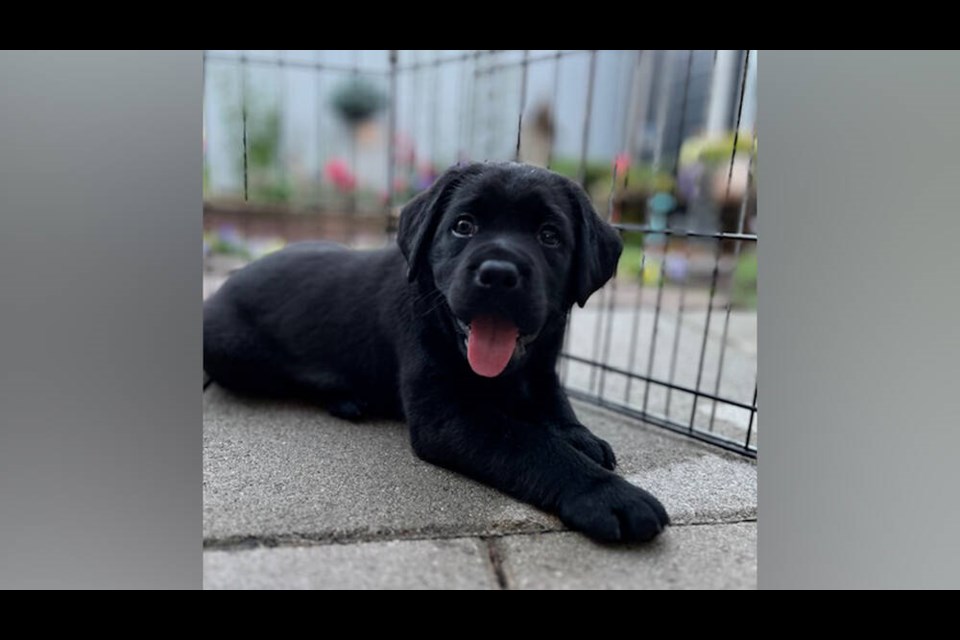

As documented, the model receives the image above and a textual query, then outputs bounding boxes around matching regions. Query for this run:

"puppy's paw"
[326,398,364,422]
[557,478,669,543]
[556,425,617,470]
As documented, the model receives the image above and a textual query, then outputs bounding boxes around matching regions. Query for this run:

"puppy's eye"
[452,215,478,238]
[538,225,561,247]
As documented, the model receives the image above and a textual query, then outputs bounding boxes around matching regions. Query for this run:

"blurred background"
[202,50,757,456]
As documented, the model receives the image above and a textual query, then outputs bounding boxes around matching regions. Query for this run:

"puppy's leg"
[550,423,617,471]
[286,370,369,421]
[402,369,669,543]
[528,370,617,471]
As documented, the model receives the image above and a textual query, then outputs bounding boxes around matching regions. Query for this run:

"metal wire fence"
[203,49,758,457]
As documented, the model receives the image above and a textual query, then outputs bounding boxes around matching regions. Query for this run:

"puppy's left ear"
[397,162,483,282]
[567,182,624,308]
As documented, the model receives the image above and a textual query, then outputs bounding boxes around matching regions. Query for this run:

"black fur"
[203,161,669,542]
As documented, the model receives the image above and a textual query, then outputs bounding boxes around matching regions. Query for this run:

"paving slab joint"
[482,537,509,590]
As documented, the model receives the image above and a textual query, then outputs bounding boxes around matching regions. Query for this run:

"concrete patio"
[203,383,756,589]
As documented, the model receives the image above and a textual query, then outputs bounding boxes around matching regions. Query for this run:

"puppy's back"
[203,241,405,400]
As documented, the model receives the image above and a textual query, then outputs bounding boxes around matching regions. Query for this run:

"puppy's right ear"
[397,162,483,282]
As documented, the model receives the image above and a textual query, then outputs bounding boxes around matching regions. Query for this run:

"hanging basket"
[331,78,387,127]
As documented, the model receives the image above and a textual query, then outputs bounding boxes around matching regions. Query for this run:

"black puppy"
[204,161,669,542]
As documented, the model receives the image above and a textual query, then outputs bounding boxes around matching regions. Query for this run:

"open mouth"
[455,315,535,378]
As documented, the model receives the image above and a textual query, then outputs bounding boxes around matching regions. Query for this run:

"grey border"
[759,50,960,589]
[0,51,201,589]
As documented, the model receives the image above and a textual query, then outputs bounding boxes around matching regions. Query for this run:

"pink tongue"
[467,315,519,377]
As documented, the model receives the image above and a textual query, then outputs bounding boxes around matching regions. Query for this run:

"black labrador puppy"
[204,161,669,542]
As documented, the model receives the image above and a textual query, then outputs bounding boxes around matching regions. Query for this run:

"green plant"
[617,244,645,279]
[730,249,757,309]
[219,75,292,204]
[549,158,674,195]
[680,132,756,168]
[206,235,251,260]
[245,107,282,170]
[621,230,645,248]
[548,158,611,188]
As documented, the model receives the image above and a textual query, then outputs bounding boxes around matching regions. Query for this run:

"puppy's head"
[398,161,622,378]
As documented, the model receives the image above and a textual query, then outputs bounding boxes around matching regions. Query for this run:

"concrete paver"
[204,537,498,590]
[203,386,756,543]
[497,523,757,590]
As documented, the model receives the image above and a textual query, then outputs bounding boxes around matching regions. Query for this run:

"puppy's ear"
[567,181,624,308]
[397,162,483,282]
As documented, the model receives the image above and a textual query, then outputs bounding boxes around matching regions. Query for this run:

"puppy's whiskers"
[412,288,444,305]
[420,294,452,318]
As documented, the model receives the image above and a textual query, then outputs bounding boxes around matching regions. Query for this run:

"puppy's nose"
[476,260,520,290]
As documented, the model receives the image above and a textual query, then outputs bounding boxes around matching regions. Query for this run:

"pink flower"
[614,153,631,176]
[324,158,357,192]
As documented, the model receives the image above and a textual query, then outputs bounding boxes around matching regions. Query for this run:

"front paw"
[555,425,617,470]
[326,398,364,421]
[557,477,669,543]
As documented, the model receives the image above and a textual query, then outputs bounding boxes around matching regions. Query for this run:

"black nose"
[475,260,520,290]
